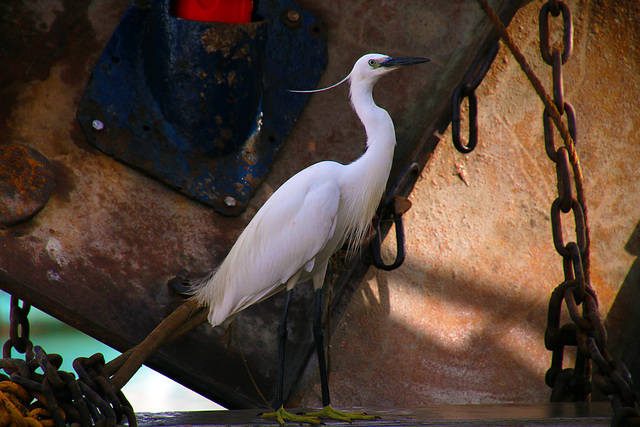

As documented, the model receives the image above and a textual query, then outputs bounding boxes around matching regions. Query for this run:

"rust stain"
[201,23,255,55]
[0,144,55,226]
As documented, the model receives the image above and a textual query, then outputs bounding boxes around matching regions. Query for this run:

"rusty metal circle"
[280,7,303,29]
[0,144,55,227]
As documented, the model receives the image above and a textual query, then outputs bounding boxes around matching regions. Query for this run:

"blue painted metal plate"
[77,0,326,215]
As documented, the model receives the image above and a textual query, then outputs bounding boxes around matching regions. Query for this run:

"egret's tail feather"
[185,267,239,327]
[186,269,216,299]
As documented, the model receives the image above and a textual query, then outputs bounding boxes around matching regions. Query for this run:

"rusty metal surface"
[0,144,55,227]
[0,0,525,410]
[76,0,327,216]
[299,0,640,410]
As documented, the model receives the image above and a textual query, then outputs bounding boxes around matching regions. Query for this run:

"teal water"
[0,292,225,412]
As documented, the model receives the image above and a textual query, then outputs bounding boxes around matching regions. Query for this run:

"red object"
[172,0,252,23]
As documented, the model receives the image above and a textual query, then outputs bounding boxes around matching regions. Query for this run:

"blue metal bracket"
[77,0,327,215]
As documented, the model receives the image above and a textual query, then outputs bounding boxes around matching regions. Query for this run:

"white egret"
[188,53,430,425]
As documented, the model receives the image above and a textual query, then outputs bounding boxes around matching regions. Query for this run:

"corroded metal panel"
[0,0,523,409]
[76,0,327,216]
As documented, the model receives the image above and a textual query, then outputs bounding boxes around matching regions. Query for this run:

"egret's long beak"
[381,57,430,68]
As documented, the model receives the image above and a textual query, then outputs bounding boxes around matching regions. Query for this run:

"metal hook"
[372,213,406,271]
[371,162,419,271]
[451,40,499,153]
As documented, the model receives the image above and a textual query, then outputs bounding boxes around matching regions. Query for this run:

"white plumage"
[109,54,428,423]
[191,53,428,328]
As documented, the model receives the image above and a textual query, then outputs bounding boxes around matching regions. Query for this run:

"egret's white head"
[290,53,429,94]
[349,53,430,86]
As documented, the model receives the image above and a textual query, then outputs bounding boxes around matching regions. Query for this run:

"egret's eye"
[367,59,377,68]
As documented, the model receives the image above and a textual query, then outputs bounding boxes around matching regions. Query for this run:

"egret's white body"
[191,53,426,328]
[110,53,428,425]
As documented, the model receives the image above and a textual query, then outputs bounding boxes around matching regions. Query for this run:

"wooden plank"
[136,403,614,426]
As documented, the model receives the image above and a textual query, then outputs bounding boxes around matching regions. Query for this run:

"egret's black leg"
[312,288,331,407]
[262,290,321,426]
[305,288,377,422]
[275,289,293,409]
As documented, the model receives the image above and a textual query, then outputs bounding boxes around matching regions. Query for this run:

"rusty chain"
[4,297,34,362]
[475,0,640,425]
[537,3,640,424]
[538,0,590,399]
[0,297,136,427]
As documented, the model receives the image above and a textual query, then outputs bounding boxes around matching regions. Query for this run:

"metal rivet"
[92,119,105,131]
[281,7,303,29]
[224,196,237,207]
[287,9,300,22]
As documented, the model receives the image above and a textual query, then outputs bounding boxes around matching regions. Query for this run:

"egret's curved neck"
[338,77,397,253]
[349,78,396,150]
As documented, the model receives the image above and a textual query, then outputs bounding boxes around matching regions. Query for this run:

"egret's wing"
[203,168,341,325]
[234,179,340,307]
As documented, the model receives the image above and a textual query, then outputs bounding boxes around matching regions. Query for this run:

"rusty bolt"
[0,144,55,227]
[224,196,237,207]
[281,8,303,29]
[92,119,105,131]
[287,9,300,23]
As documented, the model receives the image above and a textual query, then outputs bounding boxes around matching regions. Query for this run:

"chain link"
[0,297,136,427]
[539,1,573,65]
[3,296,34,361]
[475,0,639,423]
[540,0,592,401]
[536,1,640,424]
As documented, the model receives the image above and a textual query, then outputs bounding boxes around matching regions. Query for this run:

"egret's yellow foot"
[262,406,322,426]
[306,405,378,422]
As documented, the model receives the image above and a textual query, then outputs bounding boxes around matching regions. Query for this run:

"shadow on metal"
[604,221,640,401]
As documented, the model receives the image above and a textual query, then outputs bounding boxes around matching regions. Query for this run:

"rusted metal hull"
[297,0,640,411]
[0,0,525,409]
